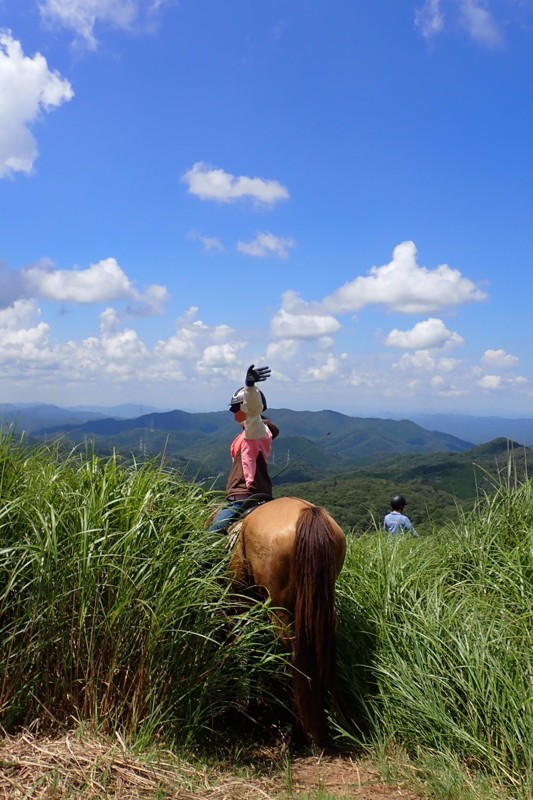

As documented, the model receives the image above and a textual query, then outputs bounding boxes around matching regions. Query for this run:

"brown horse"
[228,496,346,745]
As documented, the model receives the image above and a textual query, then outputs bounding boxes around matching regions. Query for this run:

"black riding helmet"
[390,494,406,510]
[229,386,267,414]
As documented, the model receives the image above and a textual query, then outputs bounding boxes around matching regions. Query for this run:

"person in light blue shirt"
[383,494,418,537]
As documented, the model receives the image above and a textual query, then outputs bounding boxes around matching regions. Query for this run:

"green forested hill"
[274,474,454,534]
[274,437,531,534]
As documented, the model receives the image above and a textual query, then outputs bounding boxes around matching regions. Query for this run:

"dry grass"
[0,731,282,799]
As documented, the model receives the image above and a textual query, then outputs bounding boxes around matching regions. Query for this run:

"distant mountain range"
[1,403,478,485]
[3,403,533,444]
[2,403,531,527]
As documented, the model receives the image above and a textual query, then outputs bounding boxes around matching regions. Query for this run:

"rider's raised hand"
[245,364,271,386]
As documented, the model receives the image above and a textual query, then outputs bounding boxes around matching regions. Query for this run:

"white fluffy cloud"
[181,162,289,206]
[237,232,295,259]
[396,351,461,372]
[97,308,149,364]
[266,338,301,364]
[482,348,518,368]
[18,257,170,315]
[0,299,41,330]
[478,374,502,389]
[322,241,487,314]
[476,371,529,392]
[0,293,530,411]
[301,353,345,381]
[23,258,135,303]
[271,308,341,339]
[0,300,54,366]
[385,317,464,349]
[0,234,529,410]
[0,302,248,391]
[0,299,49,344]
[271,291,341,339]
[268,242,483,347]
[37,0,172,50]
[0,31,74,177]
[153,307,245,378]
[199,343,243,369]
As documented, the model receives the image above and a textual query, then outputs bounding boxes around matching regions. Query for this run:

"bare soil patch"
[290,755,420,798]
[0,732,423,799]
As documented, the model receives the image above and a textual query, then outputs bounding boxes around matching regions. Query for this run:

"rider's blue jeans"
[208,500,246,533]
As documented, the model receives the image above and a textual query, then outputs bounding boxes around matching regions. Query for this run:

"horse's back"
[229,497,345,608]
[245,496,311,546]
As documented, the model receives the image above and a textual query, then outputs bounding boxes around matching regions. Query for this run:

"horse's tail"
[292,504,339,744]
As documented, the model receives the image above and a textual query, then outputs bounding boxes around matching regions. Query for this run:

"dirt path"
[0,733,423,799]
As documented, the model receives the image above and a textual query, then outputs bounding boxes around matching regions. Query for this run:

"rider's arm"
[242,385,268,440]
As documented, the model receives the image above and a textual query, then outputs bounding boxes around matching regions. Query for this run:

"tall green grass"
[1,432,531,798]
[0,434,290,745]
[335,478,532,797]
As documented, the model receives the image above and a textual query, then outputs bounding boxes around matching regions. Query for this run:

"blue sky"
[1,0,533,415]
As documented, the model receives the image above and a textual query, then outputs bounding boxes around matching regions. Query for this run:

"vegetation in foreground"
[0,433,531,799]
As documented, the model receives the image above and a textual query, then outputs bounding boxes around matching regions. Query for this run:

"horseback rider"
[208,364,279,534]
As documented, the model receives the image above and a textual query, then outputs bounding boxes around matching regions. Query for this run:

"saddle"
[225,493,273,550]
[235,492,273,515]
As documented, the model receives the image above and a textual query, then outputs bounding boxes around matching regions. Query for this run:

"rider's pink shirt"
[231,429,273,491]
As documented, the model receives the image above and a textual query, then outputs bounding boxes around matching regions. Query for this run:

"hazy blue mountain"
[407,413,533,446]
[69,403,170,417]
[0,403,107,433]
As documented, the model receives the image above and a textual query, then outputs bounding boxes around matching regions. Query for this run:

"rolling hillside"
[27,406,474,485]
